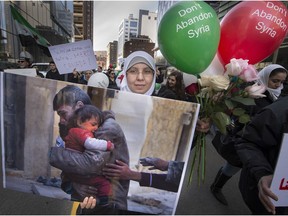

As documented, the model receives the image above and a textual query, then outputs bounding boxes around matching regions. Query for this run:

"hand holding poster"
[48,39,97,74]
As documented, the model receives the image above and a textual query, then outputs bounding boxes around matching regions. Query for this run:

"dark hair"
[167,70,186,100]
[107,68,115,75]
[67,105,104,130]
[49,61,55,64]
[53,85,91,111]
[270,68,288,77]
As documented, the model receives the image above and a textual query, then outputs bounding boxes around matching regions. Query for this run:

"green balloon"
[158,1,220,75]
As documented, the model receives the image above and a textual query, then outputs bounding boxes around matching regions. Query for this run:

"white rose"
[198,75,211,87]
[210,75,230,91]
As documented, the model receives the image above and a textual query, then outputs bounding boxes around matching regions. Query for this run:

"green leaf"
[213,103,227,113]
[224,99,235,110]
[211,112,231,134]
[233,108,246,116]
[231,96,256,106]
[239,114,251,124]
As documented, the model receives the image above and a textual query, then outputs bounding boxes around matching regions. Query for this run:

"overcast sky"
[93,1,158,51]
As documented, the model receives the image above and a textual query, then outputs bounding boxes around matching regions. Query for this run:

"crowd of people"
[4,49,288,215]
[12,51,122,90]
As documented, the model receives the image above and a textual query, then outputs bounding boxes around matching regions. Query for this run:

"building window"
[130,21,137,28]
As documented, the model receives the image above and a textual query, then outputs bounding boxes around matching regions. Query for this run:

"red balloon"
[218,1,288,65]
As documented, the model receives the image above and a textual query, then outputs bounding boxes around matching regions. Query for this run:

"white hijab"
[257,64,287,101]
[120,51,156,96]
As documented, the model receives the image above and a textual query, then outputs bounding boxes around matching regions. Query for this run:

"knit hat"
[19,51,33,63]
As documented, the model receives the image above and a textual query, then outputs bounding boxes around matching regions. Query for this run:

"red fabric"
[65,128,93,152]
[185,83,199,95]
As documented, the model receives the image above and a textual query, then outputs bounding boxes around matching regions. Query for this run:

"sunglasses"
[18,60,25,63]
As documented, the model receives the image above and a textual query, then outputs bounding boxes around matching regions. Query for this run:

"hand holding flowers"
[188,58,266,184]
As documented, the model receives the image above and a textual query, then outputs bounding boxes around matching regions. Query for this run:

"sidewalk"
[5,172,70,200]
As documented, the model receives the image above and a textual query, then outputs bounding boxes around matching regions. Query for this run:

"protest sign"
[270,133,288,207]
[48,39,97,74]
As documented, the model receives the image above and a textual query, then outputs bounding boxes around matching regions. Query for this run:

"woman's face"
[109,71,115,78]
[126,63,154,94]
[268,72,287,89]
[167,75,177,88]
[85,71,92,81]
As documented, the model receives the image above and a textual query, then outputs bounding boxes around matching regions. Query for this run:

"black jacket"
[235,97,288,214]
[46,69,65,81]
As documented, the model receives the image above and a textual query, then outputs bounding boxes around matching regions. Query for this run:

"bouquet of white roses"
[188,58,266,184]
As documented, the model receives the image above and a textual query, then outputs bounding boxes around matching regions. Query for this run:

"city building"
[123,35,155,58]
[117,14,139,63]
[138,9,157,43]
[50,1,73,38]
[73,1,93,42]
[0,1,72,64]
[106,40,118,69]
[116,9,157,67]
[95,50,107,70]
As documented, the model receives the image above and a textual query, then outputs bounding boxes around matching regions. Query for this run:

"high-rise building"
[107,41,118,69]
[117,14,139,63]
[50,1,73,38]
[73,1,93,42]
[54,2,73,37]
[1,1,72,63]
[138,10,157,43]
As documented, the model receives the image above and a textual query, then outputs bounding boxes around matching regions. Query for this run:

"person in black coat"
[235,96,288,215]
[106,68,119,90]
[210,64,287,206]
[45,61,65,81]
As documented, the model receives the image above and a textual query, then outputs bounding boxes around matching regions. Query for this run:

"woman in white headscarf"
[256,64,287,107]
[120,51,156,95]
[210,64,287,206]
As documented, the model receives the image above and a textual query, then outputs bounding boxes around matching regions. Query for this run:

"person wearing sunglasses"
[18,51,33,69]
[106,68,119,90]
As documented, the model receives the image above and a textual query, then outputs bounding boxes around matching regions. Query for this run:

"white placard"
[48,39,97,75]
[270,133,288,207]
[4,68,36,77]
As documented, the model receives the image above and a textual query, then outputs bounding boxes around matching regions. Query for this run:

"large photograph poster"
[1,73,199,215]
